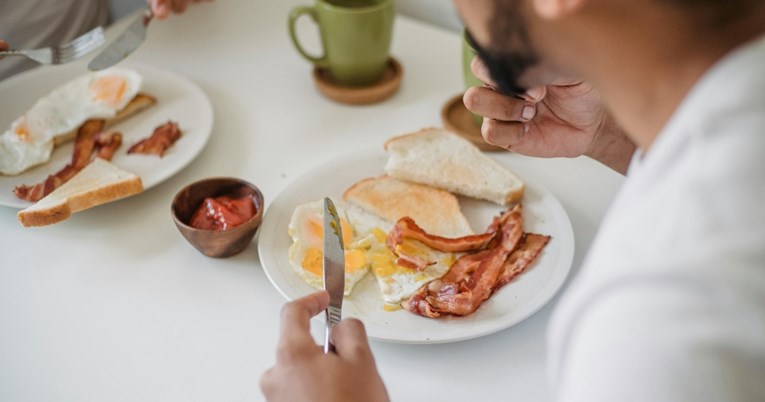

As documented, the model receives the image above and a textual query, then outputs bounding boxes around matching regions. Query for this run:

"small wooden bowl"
[171,177,264,258]
[312,57,403,105]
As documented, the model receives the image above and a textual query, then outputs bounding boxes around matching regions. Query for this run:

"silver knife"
[88,9,153,71]
[323,197,345,354]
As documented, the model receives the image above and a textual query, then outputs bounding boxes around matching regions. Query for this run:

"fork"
[0,26,105,65]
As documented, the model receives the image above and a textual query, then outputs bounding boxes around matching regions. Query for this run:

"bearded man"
[260,1,765,401]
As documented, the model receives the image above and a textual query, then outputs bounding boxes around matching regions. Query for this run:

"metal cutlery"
[0,26,104,65]
[322,197,346,354]
[88,9,153,71]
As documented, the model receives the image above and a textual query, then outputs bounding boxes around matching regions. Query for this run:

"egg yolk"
[301,247,367,277]
[367,228,455,279]
[395,239,430,258]
[14,118,30,142]
[305,216,354,249]
[90,75,128,107]
[368,228,413,278]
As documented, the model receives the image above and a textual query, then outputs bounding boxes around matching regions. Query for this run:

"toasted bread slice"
[17,158,143,227]
[384,128,524,205]
[53,93,157,145]
[344,175,473,238]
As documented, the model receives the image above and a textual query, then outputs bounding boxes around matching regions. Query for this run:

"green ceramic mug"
[288,0,394,87]
[462,29,484,125]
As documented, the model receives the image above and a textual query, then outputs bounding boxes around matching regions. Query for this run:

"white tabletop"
[0,2,624,401]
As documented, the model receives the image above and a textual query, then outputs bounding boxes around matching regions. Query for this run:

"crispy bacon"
[402,205,525,317]
[387,215,500,254]
[395,253,433,271]
[94,132,123,160]
[493,233,551,292]
[127,121,181,157]
[13,120,123,202]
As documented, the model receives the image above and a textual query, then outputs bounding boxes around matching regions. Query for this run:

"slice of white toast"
[384,128,524,205]
[17,158,143,227]
[344,175,473,238]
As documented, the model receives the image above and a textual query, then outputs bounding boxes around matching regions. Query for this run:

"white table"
[0,2,624,401]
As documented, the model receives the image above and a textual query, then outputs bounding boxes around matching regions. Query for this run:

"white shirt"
[549,34,765,402]
[0,0,109,81]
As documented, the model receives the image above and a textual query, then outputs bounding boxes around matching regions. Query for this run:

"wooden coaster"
[313,57,403,105]
[441,93,504,152]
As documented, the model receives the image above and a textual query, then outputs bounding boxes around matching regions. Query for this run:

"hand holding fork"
[0,26,105,65]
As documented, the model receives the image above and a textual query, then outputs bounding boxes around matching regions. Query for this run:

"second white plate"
[0,63,213,209]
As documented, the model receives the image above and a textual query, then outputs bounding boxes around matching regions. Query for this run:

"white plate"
[0,63,213,209]
[258,149,575,344]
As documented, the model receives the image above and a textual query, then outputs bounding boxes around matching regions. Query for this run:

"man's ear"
[532,0,586,20]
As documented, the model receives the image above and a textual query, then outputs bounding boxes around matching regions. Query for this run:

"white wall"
[396,0,462,31]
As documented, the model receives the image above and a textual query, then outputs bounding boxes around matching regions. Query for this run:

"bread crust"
[384,127,525,205]
[344,175,474,237]
[17,159,144,227]
[383,127,442,151]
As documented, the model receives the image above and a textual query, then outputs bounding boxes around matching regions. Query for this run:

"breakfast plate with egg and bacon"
[258,128,575,344]
[0,62,213,210]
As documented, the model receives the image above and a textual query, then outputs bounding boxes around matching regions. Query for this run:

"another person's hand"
[148,0,209,20]
[260,291,390,402]
[463,57,636,174]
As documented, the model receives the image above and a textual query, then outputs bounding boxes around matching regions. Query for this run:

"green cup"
[289,0,395,87]
[462,29,484,125]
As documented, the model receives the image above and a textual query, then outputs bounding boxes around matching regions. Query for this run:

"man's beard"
[465,2,539,96]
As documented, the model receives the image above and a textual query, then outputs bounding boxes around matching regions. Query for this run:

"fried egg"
[0,68,143,175]
[288,200,369,295]
[345,206,458,309]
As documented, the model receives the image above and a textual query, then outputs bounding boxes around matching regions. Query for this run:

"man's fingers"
[481,118,528,150]
[331,318,373,360]
[278,291,329,350]
[259,368,276,396]
[172,0,188,13]
[470,56,496,87]
[464,86,536,122]
[150,0,170,18]
[521,86,546,102]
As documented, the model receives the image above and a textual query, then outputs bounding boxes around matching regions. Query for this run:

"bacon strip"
[387,215,500,254]
[402,205,524,317]
[395,253,433,271]
[94,132,123,160]
[13,120,124,202]
[127,121,181,157]
[493,233,551,293]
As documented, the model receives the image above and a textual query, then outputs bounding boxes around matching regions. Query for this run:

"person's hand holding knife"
[260,291,390,402]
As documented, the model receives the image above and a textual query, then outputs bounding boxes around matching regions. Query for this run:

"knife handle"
[323,305,342,354]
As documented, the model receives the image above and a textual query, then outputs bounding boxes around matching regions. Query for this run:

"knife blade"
[322,197,345,354]
[88,9,153,71]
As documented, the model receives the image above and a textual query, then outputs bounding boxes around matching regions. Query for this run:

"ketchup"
[189,194,257,231]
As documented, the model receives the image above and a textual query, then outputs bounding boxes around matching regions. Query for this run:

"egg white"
[345,205,458,307]
[0,68,142,175]
[287,200,369,296]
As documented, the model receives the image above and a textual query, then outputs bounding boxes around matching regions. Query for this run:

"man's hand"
[260,291,390,402]
[463,57,636,174]
[148,0,209,20]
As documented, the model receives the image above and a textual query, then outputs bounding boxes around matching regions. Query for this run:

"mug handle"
[288,6,329,68]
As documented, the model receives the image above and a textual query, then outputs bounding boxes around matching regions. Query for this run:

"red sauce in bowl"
[189,194,257,231]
